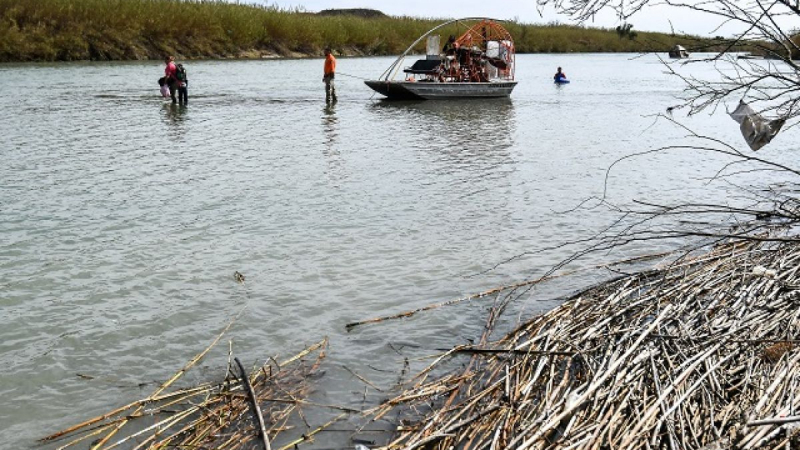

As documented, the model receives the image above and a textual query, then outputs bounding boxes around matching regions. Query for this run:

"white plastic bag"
[160,84,170,98]
[729,101,785,151]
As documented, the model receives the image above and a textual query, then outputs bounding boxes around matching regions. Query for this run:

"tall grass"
[0,0,723,62]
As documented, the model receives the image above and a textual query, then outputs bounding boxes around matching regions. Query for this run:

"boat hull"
[365,80,517,100]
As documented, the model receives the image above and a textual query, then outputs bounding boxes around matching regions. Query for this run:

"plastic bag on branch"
[729,100,786,151]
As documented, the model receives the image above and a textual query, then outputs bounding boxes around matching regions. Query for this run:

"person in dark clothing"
[554,66,567,82]
[175,63,188,104]
[442,35,458,55]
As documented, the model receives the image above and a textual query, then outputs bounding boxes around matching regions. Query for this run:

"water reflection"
[322,102,338,147]
[162,102,188,125]
[161,103,189,139]
[367,98,516,171]
[321,102,344,185]
[553,82,568,103]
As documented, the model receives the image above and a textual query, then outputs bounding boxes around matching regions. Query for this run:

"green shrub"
[0,0,733,61]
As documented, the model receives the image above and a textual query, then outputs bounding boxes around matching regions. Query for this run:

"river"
[0,53,796,449]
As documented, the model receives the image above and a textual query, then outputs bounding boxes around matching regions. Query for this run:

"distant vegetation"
[316,8,388,19]
[0,0,734,62]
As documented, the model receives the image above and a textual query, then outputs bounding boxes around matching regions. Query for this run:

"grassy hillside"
[0,0,723,62]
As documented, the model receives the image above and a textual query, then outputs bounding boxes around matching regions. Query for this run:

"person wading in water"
[554,66,567,82]
[164,56,179,103]
[323,48,337,103]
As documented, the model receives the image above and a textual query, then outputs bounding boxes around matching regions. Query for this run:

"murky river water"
[1,53,797,449]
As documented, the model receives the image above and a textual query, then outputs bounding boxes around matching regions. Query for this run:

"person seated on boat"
[441,35,460,77]
[442,35,458,56]
[478,57,489,82]
[457,46,470,68]
[554,67,567,82]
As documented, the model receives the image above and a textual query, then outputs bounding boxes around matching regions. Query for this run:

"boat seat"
[404,59,442,74]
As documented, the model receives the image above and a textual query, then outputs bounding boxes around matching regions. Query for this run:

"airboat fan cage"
[453,20,516,81]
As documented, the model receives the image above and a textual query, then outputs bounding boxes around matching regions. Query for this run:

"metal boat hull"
[365,80,517,100]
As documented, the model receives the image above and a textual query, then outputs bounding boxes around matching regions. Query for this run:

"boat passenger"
[442,35,458,55]
[442,35,460,77]
[164,56,178,104]
[554,67,567,82]
[323,48,337,103]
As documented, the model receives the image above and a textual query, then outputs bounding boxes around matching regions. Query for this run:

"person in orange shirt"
[323,48,337,103]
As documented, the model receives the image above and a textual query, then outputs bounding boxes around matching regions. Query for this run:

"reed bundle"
[368,235,800,450]
[42,338,331,450]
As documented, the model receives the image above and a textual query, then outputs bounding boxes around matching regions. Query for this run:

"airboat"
[668,44,690,59]
[364,18,517,100]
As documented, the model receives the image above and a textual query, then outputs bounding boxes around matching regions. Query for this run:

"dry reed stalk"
[43,337,334,450]
[345,252,672,331]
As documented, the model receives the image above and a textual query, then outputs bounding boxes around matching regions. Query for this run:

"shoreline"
[0,49,745,66]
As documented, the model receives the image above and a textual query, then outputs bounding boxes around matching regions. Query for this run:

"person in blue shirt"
[554,67,567,82]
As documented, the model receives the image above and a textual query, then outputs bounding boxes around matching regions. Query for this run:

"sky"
[261,0,739,36]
